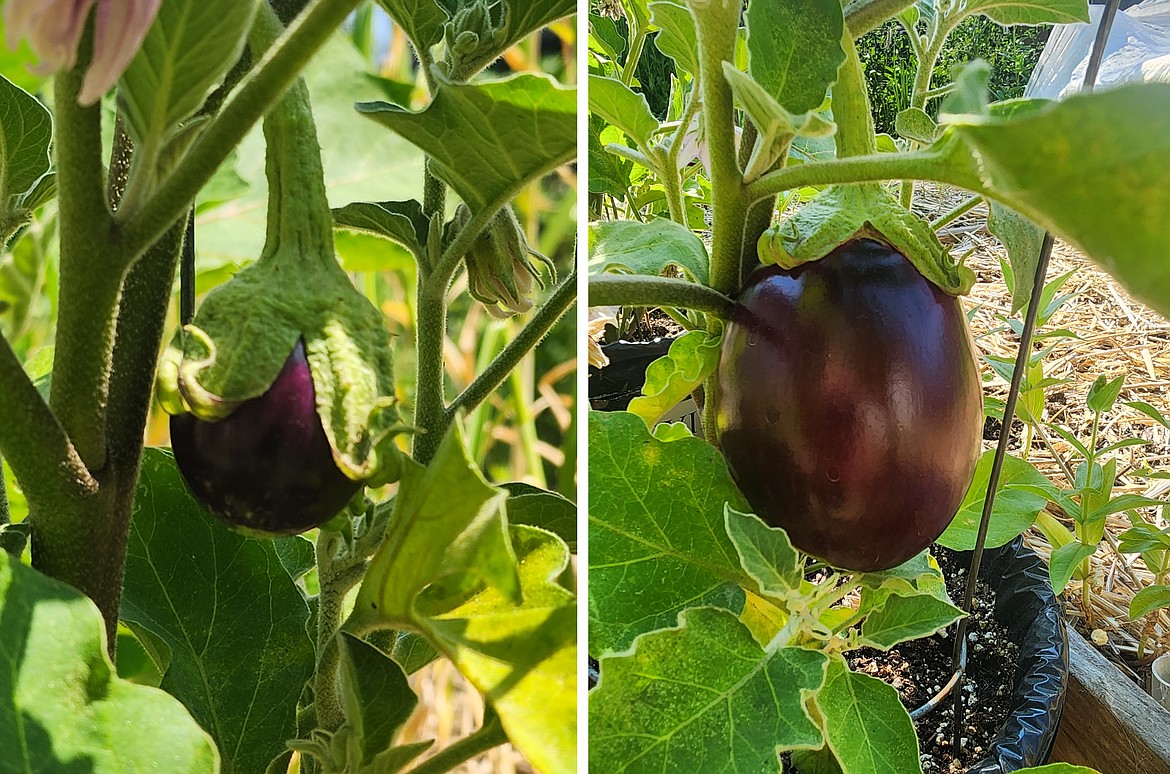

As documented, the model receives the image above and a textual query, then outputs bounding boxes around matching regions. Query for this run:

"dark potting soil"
[844,548,1020,773]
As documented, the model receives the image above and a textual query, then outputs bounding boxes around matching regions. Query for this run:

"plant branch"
[116,0,363,261]
[447,269,577,420]
[314,529,347,732]
[931,193,982,230]
[0,333,97,504]
[408,715,508,774]
[844,0,920,38]
[692,0,748,298]
[51,23,123,469]
[589,274,735,319]
[743,146,984,204]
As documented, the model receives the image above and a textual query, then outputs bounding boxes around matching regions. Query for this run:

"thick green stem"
[589,274,735,319]
[314,530,346,732]
[117,0,362,262]
[844,0,920,38]
[743,146,983,204]
[51,26,123,469]
[690,0,748,298]
[412,272,453,466]
[0,334,96,507]
[448,269,577,420]
[408,716,508,774]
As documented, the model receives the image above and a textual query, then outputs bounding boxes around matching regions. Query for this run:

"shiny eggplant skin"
[170,340,359,535]
[713,239,982,571]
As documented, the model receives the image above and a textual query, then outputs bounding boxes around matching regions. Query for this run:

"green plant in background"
[857,16,1050,134]
[0,1,577,772]
[587,0,1170,768]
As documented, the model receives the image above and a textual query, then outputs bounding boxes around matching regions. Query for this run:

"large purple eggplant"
[170,340,359,535]
[713,238,983,571]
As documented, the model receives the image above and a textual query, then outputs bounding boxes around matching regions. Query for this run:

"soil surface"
[845,549,1020,774]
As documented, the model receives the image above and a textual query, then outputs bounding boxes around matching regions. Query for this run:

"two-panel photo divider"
[0,1,1168,773]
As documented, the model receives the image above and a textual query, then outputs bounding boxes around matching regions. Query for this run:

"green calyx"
[758,184,975,295]
[171,10,406,486]
[455,204,556,317]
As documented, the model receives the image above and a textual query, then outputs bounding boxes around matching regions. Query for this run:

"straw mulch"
[914,183,1170,677]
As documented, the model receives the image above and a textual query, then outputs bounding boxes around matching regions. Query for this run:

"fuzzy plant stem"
[313,529,346,732]
[408,716,508,774]
[51,25,122,470]
[844,0,921,38]
[117,0,362,262]
[589,274,734,319]
[0,454,8,526]
[688,0,750,441]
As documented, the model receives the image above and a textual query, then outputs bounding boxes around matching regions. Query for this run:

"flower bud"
[455,204,555,318]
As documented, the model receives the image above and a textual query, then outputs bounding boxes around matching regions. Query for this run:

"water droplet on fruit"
[826,467,840,483]
[765,408,780,424]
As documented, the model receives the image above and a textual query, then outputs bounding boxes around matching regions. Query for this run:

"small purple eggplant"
[170,340,360,535]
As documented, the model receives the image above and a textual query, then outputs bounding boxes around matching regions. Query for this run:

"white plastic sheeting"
[1026,0,1170,98]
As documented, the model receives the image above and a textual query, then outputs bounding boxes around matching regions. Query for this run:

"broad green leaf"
[652,421,694,441]
[937,452,1057,551]
[273,534,315,581]
[1049,541,1096,594]
[589,118,635,197]
[588,410,749,655]
[895,107,937,144]
[1016,765,1102,774]
[357,73,575,215]
[504,482,577,551]
[375,0,448,49]
[415,526,576,774]
[589,14,628,64]
[816,656,920,774]
[331,200,427,258]
[745,0,843,114]
[724,505,803,598]
[590,607,827,772]
[940,84,1170,322]
[120,449,315,774]
[628,330,721,426]
[0,552,220,773]
[962,0,1088,26]
[589,75,660,148]
[1087,374,1125,414]
[649,0,700,77]
[337,633,418,766]
[987,202,1044,315]
[1083,494,1166,524]
[1130,585,1170,619]
[740,589,789,646]
[0,75,52,203]
[1117,524,1170,554]
[858,550,949,601]
[353,423,519,626]
[119,0,258,150]
[588,218,710,284]
[858,589,964,650]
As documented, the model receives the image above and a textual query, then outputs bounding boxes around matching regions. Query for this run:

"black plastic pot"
[960,536,1068,773]
[588,336,678,411]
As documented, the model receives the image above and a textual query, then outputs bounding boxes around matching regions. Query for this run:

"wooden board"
[1050,625,1170,774]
